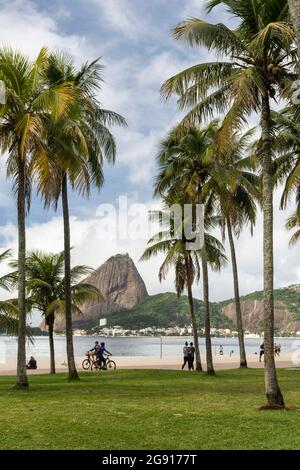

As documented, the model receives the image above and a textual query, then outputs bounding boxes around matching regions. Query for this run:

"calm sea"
[1,335,300,359]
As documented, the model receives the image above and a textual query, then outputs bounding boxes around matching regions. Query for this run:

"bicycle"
[91,355,116,371]
[82,351,95,370]
[82,351,116,371]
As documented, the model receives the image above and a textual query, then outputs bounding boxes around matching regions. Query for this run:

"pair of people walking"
[259,342,282,362]
[182,341,195,371]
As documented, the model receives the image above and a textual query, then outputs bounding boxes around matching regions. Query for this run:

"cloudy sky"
[0,0,299,313]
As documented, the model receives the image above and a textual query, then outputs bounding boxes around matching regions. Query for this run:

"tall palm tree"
[0,249,20,336]
[204,129,260,368]
[270,108,300,207]
[161,0,296,407]
[34,53,126,380]
[155,122,227,374]
[0,48,73,387]
[270,107,300,245]
[141,206,227,373]
[286,212,300,244]
[143,234,203,371]
[9,250,101,374]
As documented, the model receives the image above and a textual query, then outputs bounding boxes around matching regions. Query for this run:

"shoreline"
[0,353,298,376]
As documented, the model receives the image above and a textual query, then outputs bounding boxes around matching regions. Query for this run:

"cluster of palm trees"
[0,48,126,386]
[142,0,300,408]
[0,1,300,411]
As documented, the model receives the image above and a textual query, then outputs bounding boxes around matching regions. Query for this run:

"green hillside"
[72,285,300,334]
[217,286,300,322]
[75,292,236,332]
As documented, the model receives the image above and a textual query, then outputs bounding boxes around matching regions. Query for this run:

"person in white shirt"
[182,342,189,370]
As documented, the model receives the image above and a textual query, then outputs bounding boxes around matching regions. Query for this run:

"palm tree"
[141,200,227,374]
[270,108,300,207]
[161,0,295,407]
[34,52,126,380]
[0,48,73,387]
[204,129,260,368]
[0,249,20,336]
[286,212,300,244]
[141,209,202,371]
[155,122,228,374]
[10,250,101,374]
[270,107,300,245]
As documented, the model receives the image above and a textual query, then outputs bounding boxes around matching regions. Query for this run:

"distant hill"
[72,286,300,334]
[53,253,148,331]
[46,252,300,334]
[220,285,300,334]
[73,292,236,332]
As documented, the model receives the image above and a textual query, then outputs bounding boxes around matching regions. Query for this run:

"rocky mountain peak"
[54,253,148,331]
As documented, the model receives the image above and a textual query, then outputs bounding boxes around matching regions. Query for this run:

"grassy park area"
[0,368,300,450]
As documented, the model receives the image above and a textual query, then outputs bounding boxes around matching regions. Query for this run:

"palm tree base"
[206,369,216,376]
[68,371,80,381]
[266,390,285,409]
[259,404,285,410]
[240,362,248,368]
[15,381,29,389]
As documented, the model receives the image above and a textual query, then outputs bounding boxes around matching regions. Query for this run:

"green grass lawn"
[0,368,299,450]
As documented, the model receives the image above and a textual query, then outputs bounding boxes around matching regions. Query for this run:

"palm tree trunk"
[288,1,300,55]
[185,256,202,371]
[261,93,284,408]
[227,217,247,368]
[48,315,56,374]
[201,250,215,375]
[16,154,28,387]
[61,173,79,381]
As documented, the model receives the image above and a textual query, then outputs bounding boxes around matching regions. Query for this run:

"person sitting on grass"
[26,356,37,370]
[98,342,112,369]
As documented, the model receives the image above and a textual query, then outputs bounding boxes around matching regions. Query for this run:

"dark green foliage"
[74,292,236,332]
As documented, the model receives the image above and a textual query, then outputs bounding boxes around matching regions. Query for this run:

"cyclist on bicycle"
[89,341,100,361]
[98,342,112,369]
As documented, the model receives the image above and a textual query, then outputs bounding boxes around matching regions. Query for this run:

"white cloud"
[0,0,299,320]
[0,187,299,308]
[0,0,92,61]
[91,0,148,39]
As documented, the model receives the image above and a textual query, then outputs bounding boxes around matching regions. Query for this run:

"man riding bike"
[89,341,100,362]
[97,342,112,370]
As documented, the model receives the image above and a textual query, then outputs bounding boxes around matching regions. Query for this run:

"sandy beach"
[0,352,298,375]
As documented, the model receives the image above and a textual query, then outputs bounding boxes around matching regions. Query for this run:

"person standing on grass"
[188,342,195,371]
[182,342,189,370]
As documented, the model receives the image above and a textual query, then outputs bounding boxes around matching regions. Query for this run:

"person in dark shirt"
[89,341,100,361]
[98,342,112,369]
[26,356,37,370]
[188,342,195,371]
[182,342,189,370]
[259,343,265,362]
